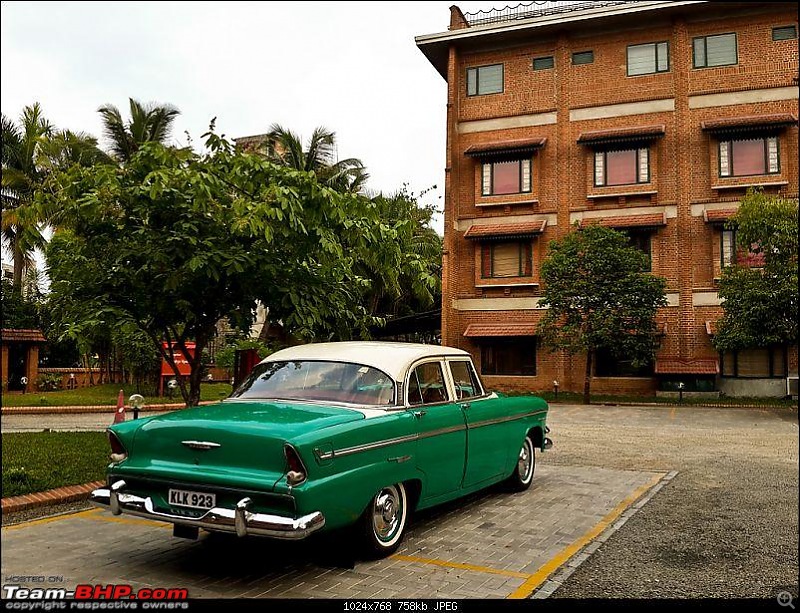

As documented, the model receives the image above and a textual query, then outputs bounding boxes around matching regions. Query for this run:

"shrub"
[36,373,63,392]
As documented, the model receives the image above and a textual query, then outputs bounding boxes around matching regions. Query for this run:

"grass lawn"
[2,382,233,407]
[2,431,109,497]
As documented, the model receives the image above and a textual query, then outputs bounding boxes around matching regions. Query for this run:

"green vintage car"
[91,342,552,557]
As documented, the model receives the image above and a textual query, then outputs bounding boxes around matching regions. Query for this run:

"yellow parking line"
[87,513,171,529]
[507,472,666,599]
[391,554,530,579]
[2,508,102,531]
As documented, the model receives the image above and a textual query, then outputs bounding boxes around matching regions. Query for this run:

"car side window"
[408,362,448,405]
[449,360,483,400]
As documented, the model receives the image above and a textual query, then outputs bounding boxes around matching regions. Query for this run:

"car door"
[448,359,510,488]
[409,359,468,500]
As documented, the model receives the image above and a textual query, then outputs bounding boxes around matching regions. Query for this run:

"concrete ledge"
[2,480,105,514]
[1,401,214,415]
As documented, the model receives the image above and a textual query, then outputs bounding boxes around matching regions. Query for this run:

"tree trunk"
[12,238,24,293]
[583,350,593,405]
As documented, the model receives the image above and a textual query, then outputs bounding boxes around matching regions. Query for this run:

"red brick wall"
[440,3,798,395]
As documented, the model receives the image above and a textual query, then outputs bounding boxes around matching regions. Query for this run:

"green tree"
[264,124,368,193]
[713,190,798,352]
[42,131,398,406]
[539,225,668,404]
[97,98,180,162]
[1,104,53,290]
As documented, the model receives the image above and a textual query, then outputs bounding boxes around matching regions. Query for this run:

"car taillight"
[108,430,127,463]
[284,445,307,486]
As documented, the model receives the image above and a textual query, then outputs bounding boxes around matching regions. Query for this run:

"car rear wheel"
[361,482,408,557]
[506,435,536,492]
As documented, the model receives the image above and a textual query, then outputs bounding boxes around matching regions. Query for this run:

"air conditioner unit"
[787,376,799,399]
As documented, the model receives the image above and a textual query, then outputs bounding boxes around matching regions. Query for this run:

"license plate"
[168,488,216,510]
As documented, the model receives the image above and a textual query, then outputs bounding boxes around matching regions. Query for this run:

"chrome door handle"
[413,410,427,418]
[460,402,471,410]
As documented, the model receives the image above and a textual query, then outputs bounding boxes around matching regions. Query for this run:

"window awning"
[701,113,797,135]
[703,207,737,224]
[464,137,547,158]
[464,323,537,337]
[578,213,666,230]
[655,358,719,375]
[1,328,46,343]
[705,320,718,336]
[577,124,665,146]
[464,220,547,240]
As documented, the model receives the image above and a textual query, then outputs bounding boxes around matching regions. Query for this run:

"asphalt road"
[543,404,799,599]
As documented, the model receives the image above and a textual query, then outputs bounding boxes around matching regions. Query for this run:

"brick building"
[416,1,798,397]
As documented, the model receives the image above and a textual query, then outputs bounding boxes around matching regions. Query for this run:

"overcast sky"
[1,0,497,258]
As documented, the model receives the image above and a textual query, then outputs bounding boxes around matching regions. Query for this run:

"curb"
[1,480,105,514]
[1,401,216,415]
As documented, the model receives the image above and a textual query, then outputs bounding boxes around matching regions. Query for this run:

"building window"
[693,33,737,68]
[721,346,788,378]
[772,25,797,41]
[481,158,532,195]
[467,64,503,96]
[721,229,736,268]
[481,241,533,278]
[627,42,669,76]
[595,347,654,377]
[594,148,649,186]
[533,56,554,70]
[719,136,779,177]
[481,338,537,376]
[572,50,594,65]
[625,230,653,272]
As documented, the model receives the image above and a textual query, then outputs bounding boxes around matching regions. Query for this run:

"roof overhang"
[701,113,798,136]
[464,323,537,337]
[703,207,738,224]
[414,1,766,79]
[1,328,47,343]
[464,220,547,240]
[464,137,547,158]
[578,125,666,147]
[655,358,720,375]
[579,213,666,230]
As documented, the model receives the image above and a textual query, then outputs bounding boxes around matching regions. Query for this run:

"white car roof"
[261,341,470,382]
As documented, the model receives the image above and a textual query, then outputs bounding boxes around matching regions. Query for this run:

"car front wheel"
[506,434,536,492]
[361,482,408,557]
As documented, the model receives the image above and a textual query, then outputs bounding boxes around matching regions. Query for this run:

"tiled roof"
[1,329,46,343]
[579,213,666,229]
[464,323,538,337]
[464,220,547,240]
[464,137,547,157]
[703,208,738,224]
[705,321,718,336]
[701,113,797,132]
[655,358,719,375]
[577,124,665,145]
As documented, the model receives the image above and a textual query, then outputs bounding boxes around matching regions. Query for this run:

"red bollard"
[113,389,126,424]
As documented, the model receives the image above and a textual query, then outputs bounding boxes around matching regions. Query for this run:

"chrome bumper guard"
[90,480,325,540]
[543,437,553,450]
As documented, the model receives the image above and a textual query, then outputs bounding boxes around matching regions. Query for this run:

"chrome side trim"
[322,409,546,459]
[468,410,548,430]
[91,482,324,540]
[181,440,221,450]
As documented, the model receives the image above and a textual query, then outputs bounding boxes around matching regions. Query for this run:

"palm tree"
[264,124,368,193]
[2,104,53,290]
[97,98,180,162]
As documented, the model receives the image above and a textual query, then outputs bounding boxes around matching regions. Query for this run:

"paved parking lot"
[3,403,796,599]
[1,463,664,599]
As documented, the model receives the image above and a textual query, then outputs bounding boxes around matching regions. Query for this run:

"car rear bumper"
[90,480,325,540]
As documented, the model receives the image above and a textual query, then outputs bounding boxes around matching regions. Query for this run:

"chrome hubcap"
[518,439,533,481]
[372,485,402,541]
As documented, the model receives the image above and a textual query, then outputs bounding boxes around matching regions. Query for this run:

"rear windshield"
[231,360,396,406]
